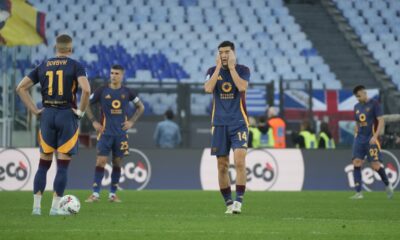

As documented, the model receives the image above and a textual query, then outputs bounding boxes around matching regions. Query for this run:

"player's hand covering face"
[228,51,236,69]
[216,51,222,68]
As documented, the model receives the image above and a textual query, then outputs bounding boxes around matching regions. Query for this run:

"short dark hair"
[218,41,235,51]
[320,122,332,137]
[56,34,72,53]
[353,85,366,95]
[258,116,266,123]
[111,64,124,71]
[56,34,72,44]
[165,109,174,120]
[301,120,311,131]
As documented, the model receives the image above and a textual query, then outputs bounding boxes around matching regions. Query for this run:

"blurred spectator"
[295,120,317,149]
[381,114,400,135]
[249,116,274,148]
[267,106,286,148]
[317,122,335,149]
[153,110,181,148]
[381,114,400,148]
[248,117,257,148]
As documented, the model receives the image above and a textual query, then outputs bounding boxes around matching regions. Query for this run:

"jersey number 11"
[46,70,64,96]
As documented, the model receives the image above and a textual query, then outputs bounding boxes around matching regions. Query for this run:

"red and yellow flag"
[0,0,46,46]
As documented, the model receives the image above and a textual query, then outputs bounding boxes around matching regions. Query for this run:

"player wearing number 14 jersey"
[204,41,250,214]
[16,34,91,215]
[350,85,394,199]
[85,65,144,203]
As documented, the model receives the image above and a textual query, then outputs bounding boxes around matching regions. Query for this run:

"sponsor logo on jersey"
[221,82,232,93]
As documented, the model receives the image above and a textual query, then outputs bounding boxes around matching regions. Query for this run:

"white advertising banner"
[0,148,56,191]
[344,149,400,192]
[200,148,305,191]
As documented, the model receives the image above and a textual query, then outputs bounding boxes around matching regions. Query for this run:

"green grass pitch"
[0,191,399,240]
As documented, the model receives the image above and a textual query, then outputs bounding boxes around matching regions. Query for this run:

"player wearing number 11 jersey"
[16,34,91,215]
[85,65,144,203]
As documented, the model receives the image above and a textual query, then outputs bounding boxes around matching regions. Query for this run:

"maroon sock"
[220,187,233,206]
[236,185,246,203]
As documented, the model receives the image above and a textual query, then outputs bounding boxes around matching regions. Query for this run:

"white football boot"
[350,192,364,200]
[386,182,394,199]
[225,204,234,214]
[32,208,41,216]
[49,208,71,216]
[232,201,242,214]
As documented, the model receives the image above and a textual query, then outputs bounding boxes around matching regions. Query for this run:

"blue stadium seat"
[22,0,344,116]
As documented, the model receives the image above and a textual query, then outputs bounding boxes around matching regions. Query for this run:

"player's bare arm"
[72,76,91,117]
[16,77,43,116]
[122,100,145,131]
[354,124,358,137]
[204,51,222,93]
[370,116,384,145]
[86,105,103,133]
[228,51,247,92]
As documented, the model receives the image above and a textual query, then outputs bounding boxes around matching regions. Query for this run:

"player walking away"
[85,65,144,203]
[350,85,394,199]
[16,34,91,215]
[204,41,250,214]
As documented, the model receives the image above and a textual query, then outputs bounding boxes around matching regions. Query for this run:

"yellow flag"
[0,0,46,46]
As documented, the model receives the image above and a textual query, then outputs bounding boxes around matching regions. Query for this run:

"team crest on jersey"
[222,82,232,93]
[105,94,111,99]
[356,110,359,114]
[366,108,370,112]
[218,75,223,80]
[121,94,126,99]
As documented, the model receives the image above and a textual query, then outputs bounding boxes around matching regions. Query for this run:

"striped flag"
[0,0,46,46]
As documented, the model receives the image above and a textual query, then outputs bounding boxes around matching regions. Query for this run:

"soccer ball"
[59,195,81,214]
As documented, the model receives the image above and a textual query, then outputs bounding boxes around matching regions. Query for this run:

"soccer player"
[16,34,91,215]
[350,85,394,199]
[204,41,250,214]
[85,65,144,203]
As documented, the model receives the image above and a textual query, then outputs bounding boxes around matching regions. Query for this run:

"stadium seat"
[21,0,344,115]
[332,0,400,89]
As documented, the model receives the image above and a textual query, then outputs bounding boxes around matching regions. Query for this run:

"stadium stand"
[26,0,341,87]
[332,0,400,90]
[15,0,346,115]
[287,0,377,89]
